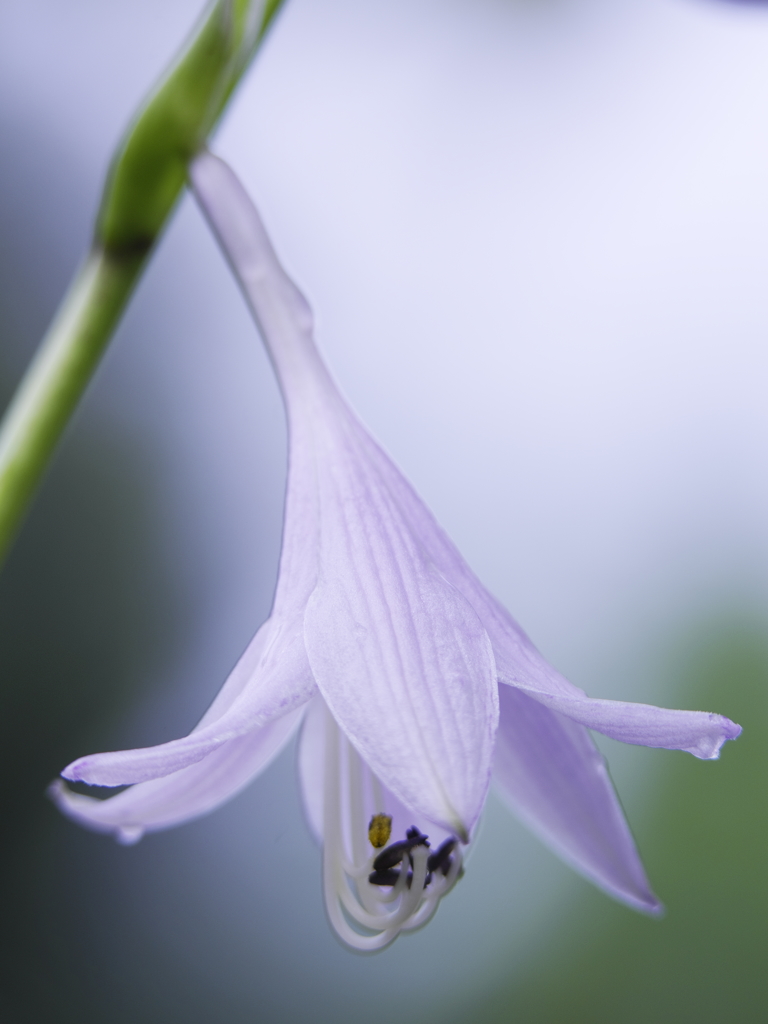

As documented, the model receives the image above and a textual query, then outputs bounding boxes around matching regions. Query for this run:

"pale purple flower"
[51,153,741,951]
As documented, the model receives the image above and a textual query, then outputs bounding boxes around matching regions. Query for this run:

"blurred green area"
[455,620,768,1024]
[0,146,182,1017]
[0,369,182,1023]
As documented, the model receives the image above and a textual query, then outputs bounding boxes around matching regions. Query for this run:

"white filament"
[321,703,463,951]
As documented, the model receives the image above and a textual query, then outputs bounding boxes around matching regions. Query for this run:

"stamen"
[372,835,425,872]
[320,703,464,951]
[427,838,456,876]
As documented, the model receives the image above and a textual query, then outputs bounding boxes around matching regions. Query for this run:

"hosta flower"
[51,153,741,951]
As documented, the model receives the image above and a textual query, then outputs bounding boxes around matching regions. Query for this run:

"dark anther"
[368,869,401,887]
[372,827,430,872]
[373,840,410,871]
[369,831,458,893]
[405,826,430,847]
[426,838,456,877]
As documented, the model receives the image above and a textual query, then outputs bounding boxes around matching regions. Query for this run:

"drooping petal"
[493,683,660,913]
[304,425,498,838]
[63,615,316,786]
[50,705,305,843]
[507,686,741,759]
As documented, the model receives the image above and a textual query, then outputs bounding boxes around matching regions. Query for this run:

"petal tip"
[117,826,144,846]
[696,716,742,760]
[616,886,663,917]
[61,756,104,784]
[724,717,743,741]
[642,897,665,918]
[60,752,153,787]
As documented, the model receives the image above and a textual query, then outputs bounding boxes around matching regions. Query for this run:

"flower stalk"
[0,0,285,563]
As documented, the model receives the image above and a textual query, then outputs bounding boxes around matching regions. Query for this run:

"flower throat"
[321,707,464,951]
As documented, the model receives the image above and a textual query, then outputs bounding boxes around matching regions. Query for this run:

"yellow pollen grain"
[368,814,392,849]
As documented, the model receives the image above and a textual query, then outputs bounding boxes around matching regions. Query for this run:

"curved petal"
[50,704,305,843]
[304,430,498,838]
[63,616,316,786]
[493,683,660,913]
[510,686,741,759]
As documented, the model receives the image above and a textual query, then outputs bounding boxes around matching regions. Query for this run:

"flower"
[50,152,742,951]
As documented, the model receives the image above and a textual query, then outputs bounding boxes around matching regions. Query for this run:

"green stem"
[0,249,143,555]
[0,0,286,565]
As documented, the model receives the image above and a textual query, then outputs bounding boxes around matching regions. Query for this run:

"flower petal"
[62,616,316,786]
[50,704,305,844]
[303,426,498,838]
[493,683,661,913]
[509,686,741,759]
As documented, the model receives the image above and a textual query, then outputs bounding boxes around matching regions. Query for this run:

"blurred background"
[1,0,767,1020]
